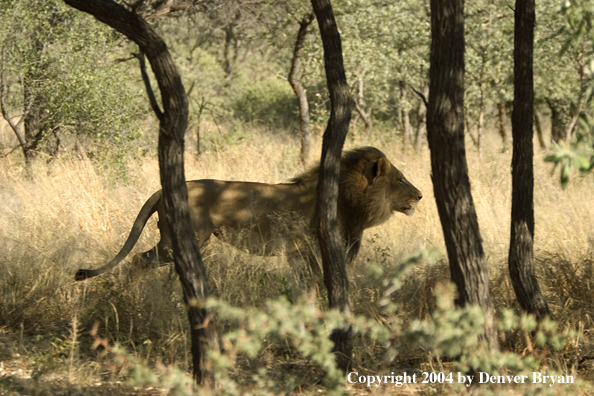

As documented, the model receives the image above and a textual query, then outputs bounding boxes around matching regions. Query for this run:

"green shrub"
[233,78,298,129]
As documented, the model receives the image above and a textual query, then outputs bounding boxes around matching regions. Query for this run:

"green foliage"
[543,0,594,186]
[1,0,146,169]
[403,285,537,375]
[535,0,583,105]
[232,77,298,129]
[335,0,430,119]
[93,252,577,394]
[465,0,514,124]
[544,145,594,188]
[206,297,351,394]
[201,123,250,151]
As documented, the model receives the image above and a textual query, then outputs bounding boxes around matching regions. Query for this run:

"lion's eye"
[399,179,405,184]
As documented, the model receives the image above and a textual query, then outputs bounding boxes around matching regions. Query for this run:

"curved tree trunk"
[289,12,314,166]
[427,0,499,350]
[311,0,354,373]
[509,0,550,320]
[63,0,216,386]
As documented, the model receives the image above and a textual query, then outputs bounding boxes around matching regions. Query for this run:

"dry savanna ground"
[1,119,594,395]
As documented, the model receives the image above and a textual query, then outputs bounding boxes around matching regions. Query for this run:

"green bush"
[0,0,146,175]
[233,78,298,129]
[98,250,580,395]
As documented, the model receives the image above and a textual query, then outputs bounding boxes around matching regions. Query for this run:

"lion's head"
[338,147,423,228]
[292,147,422,231]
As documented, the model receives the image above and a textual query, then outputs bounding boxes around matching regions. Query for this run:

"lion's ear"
[373,157,391,182]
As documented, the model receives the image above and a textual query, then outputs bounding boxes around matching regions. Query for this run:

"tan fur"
[75,147,422,280]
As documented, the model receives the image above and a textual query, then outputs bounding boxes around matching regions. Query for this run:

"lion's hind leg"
[132,225,213,271]
[131,243,175,270]
[286,248,323,305]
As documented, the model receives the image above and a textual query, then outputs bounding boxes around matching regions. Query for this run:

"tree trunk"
[509,0,550,320]
[399,81,412,153]
[63,0,217,386]
[0,58,30,163]
[23,39,48,159]
[403,109,412,151]
[196,106,203,157]
[477,98,484,156]
[427,0,499,350]
[223,23,239,80]
[288,12,314,166]
[534,111,546,149]
[354,74,372,137]
[414,85,428,154]
[311,0,353,373]
[547,99,565,143]
[1,41,45,162]
[498,102,508,149]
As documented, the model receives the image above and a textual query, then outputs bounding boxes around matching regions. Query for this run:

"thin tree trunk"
[353,100,372,137]
[403,109,412,150]
[498,102,508,149]
[288,12,314,166]
[354,74,372,136]
[196,106,203,157]
[427,0,499,350]
[223,23,239,80]
[63,0,217,386]
[0,43,45,162]
[547,99,565,143]
[23,75,47,156]
[195,97,208,157]
[396,97,404,145]
[477,102,483,156]
[509,0,550,320]
[1,49,32,163]
[399,81,412,153]
[477,83,485,156]
[414,85,428,154]
[566,43,586,142]
[311,0,353,373]
[534,111,546,149]
[465,114,479,147]
[565,94,583,143]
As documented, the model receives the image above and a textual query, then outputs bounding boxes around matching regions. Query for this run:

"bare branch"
[114,55,136,64]
[186,80,195,97]
[0,144,23,158]
[132,51,164,120]
[410,85,428,108]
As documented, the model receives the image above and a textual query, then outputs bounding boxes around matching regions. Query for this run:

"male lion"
[75,147,422,280]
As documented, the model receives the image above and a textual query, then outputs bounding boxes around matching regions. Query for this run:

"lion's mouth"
[393,202,418,217]
[403,207,416,216]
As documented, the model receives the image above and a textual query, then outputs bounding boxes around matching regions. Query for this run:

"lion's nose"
[418,193,423,200]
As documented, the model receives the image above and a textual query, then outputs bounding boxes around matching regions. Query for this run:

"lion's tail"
[74,190,162,281]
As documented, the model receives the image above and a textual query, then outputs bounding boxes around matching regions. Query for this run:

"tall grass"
[1,120,594,393]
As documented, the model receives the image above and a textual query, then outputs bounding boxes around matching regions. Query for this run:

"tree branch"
[132,51,164,120]
[410,85,428,108]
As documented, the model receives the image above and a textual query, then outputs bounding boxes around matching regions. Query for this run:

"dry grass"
[1,119,594,394]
